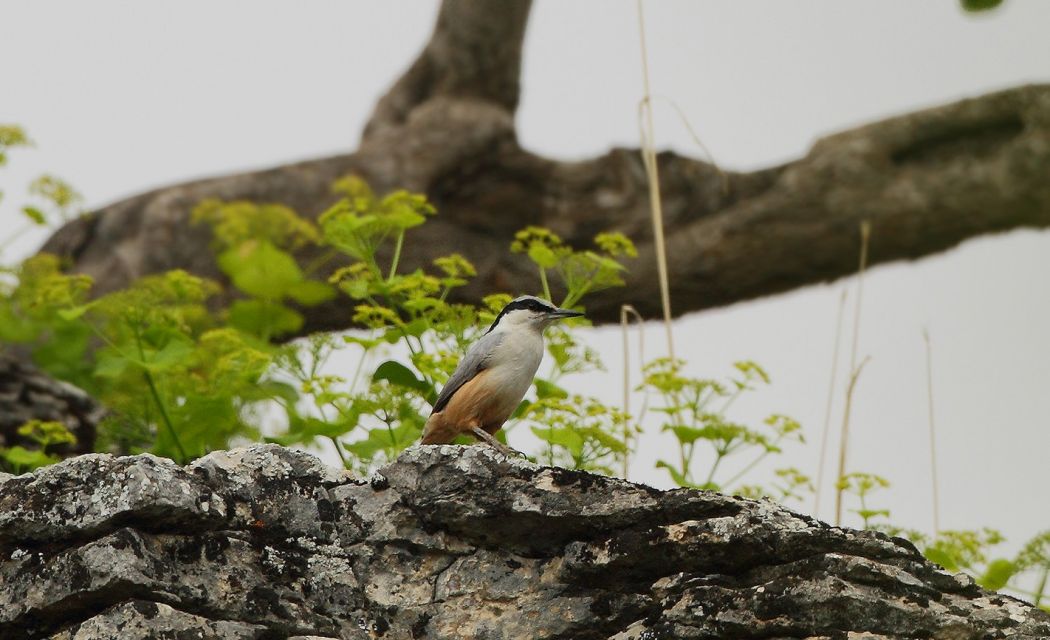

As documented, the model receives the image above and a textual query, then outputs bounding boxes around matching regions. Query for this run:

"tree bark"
[39,0,1050,331]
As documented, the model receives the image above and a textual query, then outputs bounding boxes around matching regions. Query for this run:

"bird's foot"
[470,427,527,458]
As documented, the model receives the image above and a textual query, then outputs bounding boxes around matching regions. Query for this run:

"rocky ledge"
[0,445,1046,639]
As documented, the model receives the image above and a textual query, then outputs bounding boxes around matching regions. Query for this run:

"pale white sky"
[2,1,1048,560]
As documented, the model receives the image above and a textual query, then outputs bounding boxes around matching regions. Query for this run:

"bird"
[420,295,583,452]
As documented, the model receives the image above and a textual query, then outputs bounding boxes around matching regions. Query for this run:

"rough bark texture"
[37,0,1050,333]
[0,354,102,458]
[0,444,1046,639]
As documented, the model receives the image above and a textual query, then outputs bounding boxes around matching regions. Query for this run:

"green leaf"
[854,508,890,521]
[656,460,695,488]
[579,426,628,453]
[527,244,560,269]
[22,206,46,225]
[960,0,1002,11]
[286,280,337,306]
[977,558,1017,591]
[255,379,300,404]
[510,399,531,419]
[400,318,429,339]
[93,349,132,379]
[531,426,584,457]
[218,240,303,299]
[1,445,57,470]
[344,421,420,459]
[228,299,304,338]
[535,378,569,400]
[372,360,431,395]
[56,302,95,322]
[384,209,427,230]
[276,416,357,445]
[141,336,195,373]
[924,547,958,572]
[343,335,382,350]
[340,277,372,299]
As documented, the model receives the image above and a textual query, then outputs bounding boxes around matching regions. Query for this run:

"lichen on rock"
[0,444,1046,639]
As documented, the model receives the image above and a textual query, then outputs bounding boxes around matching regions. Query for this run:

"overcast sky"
[3,1,1048,558]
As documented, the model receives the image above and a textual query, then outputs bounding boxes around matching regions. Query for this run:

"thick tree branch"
[39,0,1050,333]
[363,0,531,139]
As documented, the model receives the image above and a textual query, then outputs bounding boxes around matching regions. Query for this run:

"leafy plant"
[0,420,77,473]
[5,124,1045,611]
[641,357,806,492]
[835,472,891,528]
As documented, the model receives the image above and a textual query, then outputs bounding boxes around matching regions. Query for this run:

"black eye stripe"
[484,296,555,333]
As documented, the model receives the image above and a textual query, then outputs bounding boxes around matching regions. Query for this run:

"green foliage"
[268,177,632,472]
[4,127,1044,608]
[735,466,815,503]
[0,420,78,473]
[642,357,806,494]
[835,472,891,528]
[511,226,635,307]
[526,395,627,473]
[0,165,694,478]
[961,0,1003,12]
[0,124,31,172]
[0,126,81,259]
[82,271,277,460]
[873,524,1050,606]
[191,199,335,341]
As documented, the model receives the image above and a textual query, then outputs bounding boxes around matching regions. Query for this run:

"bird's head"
[486,295,584,334]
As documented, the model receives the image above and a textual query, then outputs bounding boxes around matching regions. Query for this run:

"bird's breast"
[482,333,544,415]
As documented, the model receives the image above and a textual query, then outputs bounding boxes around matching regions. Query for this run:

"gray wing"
[431,331,505,414]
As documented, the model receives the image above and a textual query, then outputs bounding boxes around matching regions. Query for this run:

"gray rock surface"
[0,353,103,458]
[0,444,1046,639]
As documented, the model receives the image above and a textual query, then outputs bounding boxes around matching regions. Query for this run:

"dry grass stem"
[620,304,646,479]
[646,94,729,195]
[834,220,872,527]
[814,289,848,517]
[636,0,675,359]
[834,356,872,526]
[923,327,941,535]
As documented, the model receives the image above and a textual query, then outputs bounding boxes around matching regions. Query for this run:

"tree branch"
[38,0,1050,333]
[363,0,531,139]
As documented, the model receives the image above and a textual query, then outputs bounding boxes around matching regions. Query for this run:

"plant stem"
[142,370,187,462]
[834,221,871,527]
[834,356,871,526]
[617,304,642,478]
[538,267,551,302]
[562,279,593,309]
[1035,566,1048,607]
[636,0,675,359]
[303,248,339,276]
[923,327,941,535]
[388,231,405,281]
[814,289,848,517]
[704,449,725,488]
[329,436,349,468]
[724,449,773,489]
[132,323,187,462]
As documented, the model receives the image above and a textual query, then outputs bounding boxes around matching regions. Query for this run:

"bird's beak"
[548,308,585,320]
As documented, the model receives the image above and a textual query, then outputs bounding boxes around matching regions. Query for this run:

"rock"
[47,601,266,640]
[0,354,103,458]
[0,444,1046,639]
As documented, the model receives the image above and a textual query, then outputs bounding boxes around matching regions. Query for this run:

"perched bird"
[421,295,583,452]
